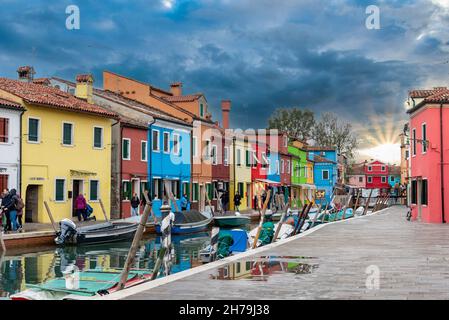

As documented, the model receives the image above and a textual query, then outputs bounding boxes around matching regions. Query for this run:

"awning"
[293,183,317,189]
[255,178,282,186]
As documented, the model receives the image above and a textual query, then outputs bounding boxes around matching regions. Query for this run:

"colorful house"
[229,134,252,211]
[310,155,337,204]
[388,165,401,188]
[289,140,315,208]
[0,98,24,192]
[406,87,449,223]
[365,160,390,189]
[250,135,269,209]
[347,163,366,188]
[0,68,116,224]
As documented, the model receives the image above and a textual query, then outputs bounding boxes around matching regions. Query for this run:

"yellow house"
[0,71,116,224]
[229,135,253,211]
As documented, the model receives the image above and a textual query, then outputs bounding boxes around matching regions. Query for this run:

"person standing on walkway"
[131,193,140,216]
[180,193,189,211]
[15,192,24,232]
[75,193,87,221]
[4,189,19,232]
[1,189,10,231]
[234,192,242,212]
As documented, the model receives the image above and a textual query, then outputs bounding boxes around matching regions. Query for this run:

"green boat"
[213,215,251,227]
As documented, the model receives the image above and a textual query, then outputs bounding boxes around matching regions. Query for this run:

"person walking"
[75,193,87,221]
[180,193,189,211]
[233,192,242,212]
[15,192,24,232]
[131,193,140,216]
[221,191,229,212]
[0,189,9,232]
[4,189,19,232]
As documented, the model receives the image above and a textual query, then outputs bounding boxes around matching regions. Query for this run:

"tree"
[268,108,315,141]
[311,112,359,160]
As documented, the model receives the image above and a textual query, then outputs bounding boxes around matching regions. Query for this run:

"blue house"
[149,118,192,218]
[307,147,338,204]
[388,165,401,189]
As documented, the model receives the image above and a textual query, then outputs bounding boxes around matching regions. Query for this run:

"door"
[417,178,422,222]
[199,184,204,212]
[131,178,140,215]
[246,183,251,208]
[72,180,83,217]
[25,185,39,223]
[0,174,8,192]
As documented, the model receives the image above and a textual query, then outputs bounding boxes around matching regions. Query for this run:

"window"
[171,180,180,199]
[182,182,190,199]
[163,132,170,153]
[62,122,73,146]
[381,166,386,172]
[322,170,329,180]
[192,183,199,201]
[122,138,131,160]
[28,118,40,142]
[283,136,288,147]
[90,180,99,201]
[93,127,103,149]
[236,149,242,166]
[367,176,373,183]
[0,118,9,143]
[390,176,395,182]
[141,141,147,161]
[276,160,280,174]
[252,151,257,168]
[206,183,213,200]
[411,180,417,205]
[152,130,160,152]
[224,147,229,166]
[261,152,268,168]
[192,136,198,157]
[55,179,65,202]
[287,160,291,174]
[421,179,428,205]
[422,123,427,154]
[412,128,416,156]
[246,150,251,167]
[238,182,244,196]
[381,176,387,183]
[281,160,285,174]
[0,174,8,192]
[200,104,204,117]
[405,150,410,160]
[173,134,180,155]
[211,145,217,165]
[359,177,363,183]
[122,180,131,201]
[368,166,372,172]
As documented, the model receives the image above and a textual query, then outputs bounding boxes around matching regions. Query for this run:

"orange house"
[103,71,217,210]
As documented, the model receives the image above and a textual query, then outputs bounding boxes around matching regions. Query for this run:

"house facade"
[365,160,390,189]
[311,155,337,204]
[0,99,24,193]
[347,163,366,188]
[0,70,115,224]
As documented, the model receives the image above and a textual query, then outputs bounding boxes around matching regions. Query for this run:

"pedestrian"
[221,191,229,212]
[131,193,140,216]
[4,189,19,232]
[180,193,189,211]
[75,193,87,221]
[233,192,242,212]
[15,192,24,232]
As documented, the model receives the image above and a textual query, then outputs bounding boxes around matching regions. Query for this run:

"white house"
[0,98,25,192]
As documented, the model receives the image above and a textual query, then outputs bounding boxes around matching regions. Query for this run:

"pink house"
[407,87,449,223]
[347,163,366,188]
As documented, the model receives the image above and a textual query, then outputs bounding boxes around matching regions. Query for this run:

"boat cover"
[258,221,275,246]
[227,230,248,253]
[173,211,209,224]
[217,233,234,259]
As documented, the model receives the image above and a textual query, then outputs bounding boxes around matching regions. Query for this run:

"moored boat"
[155,209,213,235]
[213,212,251,227]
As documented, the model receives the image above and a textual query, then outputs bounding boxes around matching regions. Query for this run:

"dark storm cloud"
[0,0,447,146]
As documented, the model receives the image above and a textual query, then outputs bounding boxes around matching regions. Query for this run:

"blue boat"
[155,210,213,235]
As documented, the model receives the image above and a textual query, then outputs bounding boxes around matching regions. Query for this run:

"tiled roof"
[304,146,336,151]
[76,74,93,83]
[408,87,449,114]
[0,78,117,118]
[32,78,50,85]
[347,165,365,175]
[313,155,336,164]
[103,70,172,96]
[162,94,202,103]
[389,166,401,175]
[0,97,24,110]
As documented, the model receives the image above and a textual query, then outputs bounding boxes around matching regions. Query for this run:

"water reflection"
[0,233,210,298]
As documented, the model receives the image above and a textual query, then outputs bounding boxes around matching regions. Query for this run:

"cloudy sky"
[1,0,449,163]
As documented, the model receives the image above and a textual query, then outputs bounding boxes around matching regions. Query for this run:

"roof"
[32,78,50,85]
[0,97,25,111]
[313,155,336,164]
[304,146,336,152]
[408,87,449,114]
[0,78,117,118]
[347,165,365,175]
[103,70,172,96]
[162,94,202,103]
[389,166,401,175]
[76,74,94,83]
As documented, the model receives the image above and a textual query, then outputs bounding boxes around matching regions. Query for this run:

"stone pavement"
[110,206,449,300]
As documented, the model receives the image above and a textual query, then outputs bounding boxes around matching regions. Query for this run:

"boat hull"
[214,216,251,227]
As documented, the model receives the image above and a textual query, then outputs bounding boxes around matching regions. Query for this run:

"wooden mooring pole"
[117,191,151,290]
[363,189,373,216]
[252,189,271,249]
[98,199,109,223]
[43,201,59,233]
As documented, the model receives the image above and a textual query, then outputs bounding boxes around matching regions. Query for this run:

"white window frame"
[192,136,198,158]
[163,131,170,154]
[141,140,148,162]
[54,178,66,202]
[367,176,373,184]
[173,133,180,156]
[211,145,217,165]
[381,166,386,172]
[287,160,291,174]
[412,128,416,156]
[61,122,74,147]
[122,138,131,160]
[283,136,288,147]
[276,160,280,175]
[27,117,41,144]
[89,179,100,202]
[205,139,211,160]
[0,116,10,144]
[224,146,229,166]
[322,170,329,180]
[236,148,242,166]
[422,123,427,154]
[381,176,387,184]
[281,159,285,174]
[368,166,372,172]
[93,126,104,149]
[152,129,160,152]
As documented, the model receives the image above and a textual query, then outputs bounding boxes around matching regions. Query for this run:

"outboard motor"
[55,219,77,245]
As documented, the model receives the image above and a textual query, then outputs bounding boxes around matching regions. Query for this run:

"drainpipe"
[111,119,120,219]
[440,103,446,223]
[19,110,24,197]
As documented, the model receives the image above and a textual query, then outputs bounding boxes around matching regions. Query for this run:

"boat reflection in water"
[0,233,210,299]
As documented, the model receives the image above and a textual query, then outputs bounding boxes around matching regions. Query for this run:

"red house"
[251,136,269,209]
[364,160,391,189]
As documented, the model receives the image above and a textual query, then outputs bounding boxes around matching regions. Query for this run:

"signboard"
[315,190,326,199]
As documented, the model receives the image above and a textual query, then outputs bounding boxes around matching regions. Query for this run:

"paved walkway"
[106,206,449,300]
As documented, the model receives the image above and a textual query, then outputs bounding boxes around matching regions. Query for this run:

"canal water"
[0,233,211,298]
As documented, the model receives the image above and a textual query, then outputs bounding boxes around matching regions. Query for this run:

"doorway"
[25,185,40,223]
[246,183,251,208]
[72,180,84,217]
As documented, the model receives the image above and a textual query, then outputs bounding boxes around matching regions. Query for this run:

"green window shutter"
[55,179,65,201]
[246,150,251,167]
[193,183,199,201]
[90,180,99,201]
[141,141,147,161]
[94,127,103,148]
[200,104,204,117]
[29,118,39,142]
[122,139,130,159]
[63,123,72,145]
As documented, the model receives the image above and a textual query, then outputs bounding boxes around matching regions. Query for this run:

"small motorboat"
[54,219,139,246]
[213,212,251,227]
[155,209,213,235]
[248,222,295,247]
[10,268,152,300]
[199,229,249,263]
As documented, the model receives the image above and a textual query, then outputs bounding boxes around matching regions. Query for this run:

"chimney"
[221,100,231,129]
[17,66,35,82]
[75,74,94,104]
[170,82,182,96]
